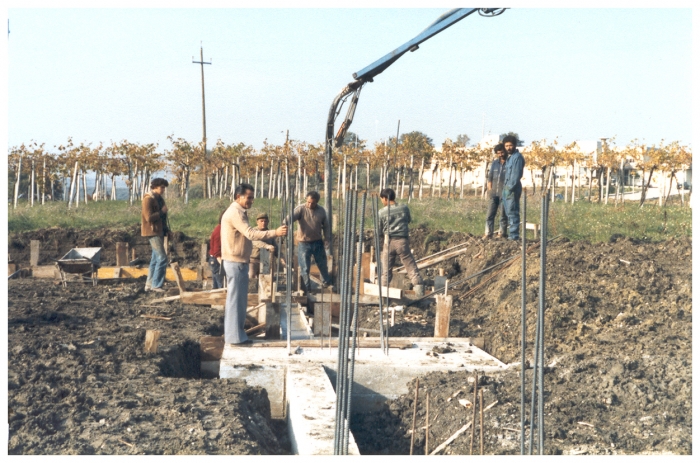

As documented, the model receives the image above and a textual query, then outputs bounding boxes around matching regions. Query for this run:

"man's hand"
[487,182,492,191]
[266,245,276,253]
[275,225,288,237]
[161,205,168,213]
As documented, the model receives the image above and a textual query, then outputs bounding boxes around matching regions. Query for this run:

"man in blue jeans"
[284,191,332,292]
[502,135,526,241]
[141,178,170,292]
[485,143,509,239]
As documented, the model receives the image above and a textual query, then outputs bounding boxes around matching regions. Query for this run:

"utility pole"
[193,44,211,197]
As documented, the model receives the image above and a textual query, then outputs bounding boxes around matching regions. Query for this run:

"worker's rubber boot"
[414,285,424,297]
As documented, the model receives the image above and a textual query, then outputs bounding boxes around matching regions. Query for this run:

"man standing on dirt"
[378,188,424,296]
[284,191,332,292]
[249,212,279,281]
[221,184,287,345]
[208,210,226,290]
[141,178,170,293]
[502,135,525,241]
[485,143,509,239]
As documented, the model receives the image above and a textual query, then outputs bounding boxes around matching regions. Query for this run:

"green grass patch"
[7,193,691,243]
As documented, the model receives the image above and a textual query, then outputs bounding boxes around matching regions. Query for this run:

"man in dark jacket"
[502,135,526,241]
[378,188,424,295]
[485,143,509,239]
[141,178,170,292]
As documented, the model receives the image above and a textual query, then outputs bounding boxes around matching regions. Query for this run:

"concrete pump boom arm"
[323,7,506,254]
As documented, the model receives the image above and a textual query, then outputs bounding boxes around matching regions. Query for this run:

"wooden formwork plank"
[116,242,129,267]
[30,240,41,267]
[363,282,402,299]
[434,294,453,338]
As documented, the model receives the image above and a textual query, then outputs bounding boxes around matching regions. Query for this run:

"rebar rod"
[333,193,352,453]
[410,379,419,455]
[384,199,391,355]
[286,177,293,356]
[371,195,386,352]
[520,187,527,455]
[538,193,549,453]
[339,189,357,454]
[345,191,367,455]
[471,372,478,455]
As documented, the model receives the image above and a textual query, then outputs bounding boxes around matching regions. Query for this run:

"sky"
[4,1,696,155]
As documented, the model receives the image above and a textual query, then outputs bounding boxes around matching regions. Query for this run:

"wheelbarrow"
[56,247,102,287]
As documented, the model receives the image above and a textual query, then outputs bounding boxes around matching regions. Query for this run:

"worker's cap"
[256,212,269,220]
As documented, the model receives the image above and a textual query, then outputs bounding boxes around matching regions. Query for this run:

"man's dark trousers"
[485,195,508,237]
[503,185,522,240]
[297,240,331,289]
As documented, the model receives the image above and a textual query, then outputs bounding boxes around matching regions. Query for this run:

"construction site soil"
[7,225,692,455]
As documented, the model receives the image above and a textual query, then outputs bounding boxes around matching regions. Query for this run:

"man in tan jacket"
[221,183,287,344]
[141,178,170,293]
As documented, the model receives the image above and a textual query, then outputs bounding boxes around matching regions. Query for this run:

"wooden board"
[30,240,40,267]
[434,294,453,338]
[31,265,60,279]
[95,266,199,281]
[200,336,225,362]
[265,302,281,339]
[363,282,402,300]
[396,246,469,274]
[116,242,129,267]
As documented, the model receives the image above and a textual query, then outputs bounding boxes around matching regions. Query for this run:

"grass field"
[8,192,691,243]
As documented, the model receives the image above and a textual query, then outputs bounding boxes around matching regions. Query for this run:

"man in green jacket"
[378,188,424,296]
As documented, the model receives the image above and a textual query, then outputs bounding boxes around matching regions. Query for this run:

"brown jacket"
[221,202,277,263]
[141,193,165,237]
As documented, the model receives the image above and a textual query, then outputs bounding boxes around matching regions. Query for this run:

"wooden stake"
[425,390,430,455]
[429,401,497,455]
[480,389,484,455]
[116,242,128,267]
[470,372,478,455]
[410,379,419,455]
[30,240,41,267]
[140,315,171,321]
[144,330,161,353]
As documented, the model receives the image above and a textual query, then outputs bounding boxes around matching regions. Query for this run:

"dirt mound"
[7,279,290,455]
[8,226,203,268]
[354,235,692,455]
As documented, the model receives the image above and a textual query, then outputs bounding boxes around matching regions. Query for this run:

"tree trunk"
[366,160,370,191]
[446,159,453,200]
[82,170,88,204]
[41,158,47,205]
[417,158,425,201]
[13,155,22,208]
[253,166,259,198]
[30,159,35,207]
[587,168,593,202]
[639,166,655,208]
[659,171,665,207]
[605,167,611,205]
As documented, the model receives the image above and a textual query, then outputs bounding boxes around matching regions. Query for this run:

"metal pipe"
[480,389,484,454]
[520,187,527,455]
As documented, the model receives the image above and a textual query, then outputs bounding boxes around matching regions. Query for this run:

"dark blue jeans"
[146,236,168,289]
[207,256,224,289]
[485,195,508,237]
[297,240,331,289]
[503,185,522,240]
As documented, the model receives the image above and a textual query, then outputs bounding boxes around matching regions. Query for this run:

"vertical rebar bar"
[520,187,527,455]
[480,389,484,455]
[333,193,352,454]
[538,193,549,454]
[471,372,478,455]
[384,199,391,355]
[343,190,364,454]
[340,190,356,452]
[286,175,293,356]
[371,195,385,352]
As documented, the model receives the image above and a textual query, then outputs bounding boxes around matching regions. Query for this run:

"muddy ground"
[6,226,692,454]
